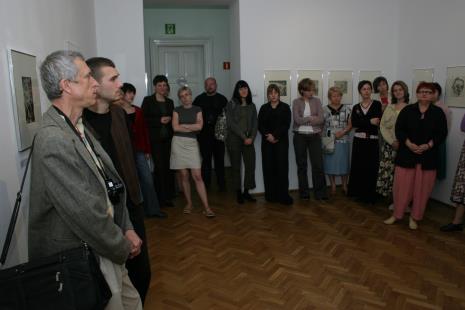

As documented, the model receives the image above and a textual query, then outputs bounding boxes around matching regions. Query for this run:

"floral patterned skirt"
[450,140,465,205]
[376,142,396,197]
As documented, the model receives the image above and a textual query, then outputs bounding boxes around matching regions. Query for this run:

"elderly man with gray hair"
[29,50,142,309]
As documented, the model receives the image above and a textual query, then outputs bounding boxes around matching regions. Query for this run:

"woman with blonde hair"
[171,86,215,217]
[376,81,409,206]
[323,86,352,195]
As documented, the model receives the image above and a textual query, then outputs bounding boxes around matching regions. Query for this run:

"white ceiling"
[144,0,234,8]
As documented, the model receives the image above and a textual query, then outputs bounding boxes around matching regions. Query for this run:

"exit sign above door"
[165,24,176,35]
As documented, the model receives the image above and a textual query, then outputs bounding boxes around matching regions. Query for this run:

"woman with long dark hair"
[226,80,258,204]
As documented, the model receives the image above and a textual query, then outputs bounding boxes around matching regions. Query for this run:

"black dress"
[348,100,382,203]
[258,101,292,204]
[141,95,175,205]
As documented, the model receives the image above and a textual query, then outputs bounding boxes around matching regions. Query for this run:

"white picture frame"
[445,66,465,108]
[8,49,42,151]
[328,70,353,105]
[264,70,291,104]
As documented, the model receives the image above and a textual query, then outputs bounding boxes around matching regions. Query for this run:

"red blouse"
[131,106,152,154]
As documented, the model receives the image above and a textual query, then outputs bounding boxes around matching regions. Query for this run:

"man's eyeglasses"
[417,90,433,94]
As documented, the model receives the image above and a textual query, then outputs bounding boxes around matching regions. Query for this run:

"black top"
[82,109,120,170]
[174,105,201,139]
[258,101,291,143]
[351,100,382,137]
[395,102,448,170]
[193,92,228,137]
[126,112,136,140]
[141,95,174,143]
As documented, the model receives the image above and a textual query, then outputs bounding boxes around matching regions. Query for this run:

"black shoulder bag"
[0,140,112,310]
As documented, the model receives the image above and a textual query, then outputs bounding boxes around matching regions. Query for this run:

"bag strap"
[0,137,35,266]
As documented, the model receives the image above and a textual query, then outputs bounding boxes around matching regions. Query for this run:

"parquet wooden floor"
[143,189,465,309]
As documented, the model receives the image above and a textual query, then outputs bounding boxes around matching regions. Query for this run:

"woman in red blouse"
[116,83,167,218]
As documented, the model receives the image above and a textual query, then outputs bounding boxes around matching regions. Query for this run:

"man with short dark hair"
[30,50,142,309]
[83,57,150,305]
[193,77,228,191]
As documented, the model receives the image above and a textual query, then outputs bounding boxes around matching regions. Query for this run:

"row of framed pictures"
[264,67,465,108]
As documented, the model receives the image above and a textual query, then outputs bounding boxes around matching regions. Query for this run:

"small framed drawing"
[328,70,353,105]
[412,68,434,102]
[358,70,382,101]
[8,49,42,151]
[445,66,465,108]
[264,70,291,104]
[296,70,324,101]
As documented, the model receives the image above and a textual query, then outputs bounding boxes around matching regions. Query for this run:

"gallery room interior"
[1,0,465,308]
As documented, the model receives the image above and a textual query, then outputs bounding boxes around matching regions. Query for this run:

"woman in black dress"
[141,75,175,207]
[348,80,382,203]
[258,84,293,205]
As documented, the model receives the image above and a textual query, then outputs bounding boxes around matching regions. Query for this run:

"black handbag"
[0,140,112,310]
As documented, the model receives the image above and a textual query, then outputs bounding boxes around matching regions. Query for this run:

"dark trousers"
[262,139,289,201]
[228,137,256,191]
[293,133,327,198]
[198,134,225,188]
[126,201,151,304]
[152,139,175,204]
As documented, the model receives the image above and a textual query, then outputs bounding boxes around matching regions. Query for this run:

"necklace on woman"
[361,100,372,109]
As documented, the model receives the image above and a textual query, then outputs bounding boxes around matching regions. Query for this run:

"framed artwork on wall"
[264,70,291,104]
[445,66,465,108]
[8,49,42,151]
[296,70,324,100]
[412,68,434,102]
[328,70,353,105]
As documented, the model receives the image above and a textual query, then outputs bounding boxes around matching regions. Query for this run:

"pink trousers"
[393,164,436,221]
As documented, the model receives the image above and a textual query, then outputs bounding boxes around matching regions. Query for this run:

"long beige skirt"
[170,135,201,169]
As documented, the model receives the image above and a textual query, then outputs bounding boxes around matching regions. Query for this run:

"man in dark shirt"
[193,77,228,191]
[82,57,151,304]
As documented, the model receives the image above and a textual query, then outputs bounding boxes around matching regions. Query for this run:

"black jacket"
[395,103,448,170]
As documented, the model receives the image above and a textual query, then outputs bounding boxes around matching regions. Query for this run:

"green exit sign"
[165,24,175,35]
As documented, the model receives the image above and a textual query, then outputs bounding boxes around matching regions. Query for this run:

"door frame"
[149,37,213,89]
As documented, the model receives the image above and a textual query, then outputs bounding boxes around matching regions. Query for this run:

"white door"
[154,45,205,106]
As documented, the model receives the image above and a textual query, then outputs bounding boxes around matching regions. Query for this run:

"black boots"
[242,190,256,202]
[236,190,256,204]
[236,190,244,204]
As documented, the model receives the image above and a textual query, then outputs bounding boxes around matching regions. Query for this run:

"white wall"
[238,0,399,193]
[94,0,147,106]
[396,0,465,205]
[0,0,96,267]
[143,7,232,99]
[229,0,241,85]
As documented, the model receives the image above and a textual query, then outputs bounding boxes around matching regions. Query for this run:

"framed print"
[412,68,434,102]
[296,70,324,100]
[446,66,465,108]
[264,70,291,104]
[8,49,42,151]
[328,70,353,104]
[358,70,382,101]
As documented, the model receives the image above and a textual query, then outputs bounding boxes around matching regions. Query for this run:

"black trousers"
[151,139,175,204]
[293,133,327,199]
[198,134,225,188]
[126,200,151,304]
[228,136,256,191]
[262,139,290,202]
